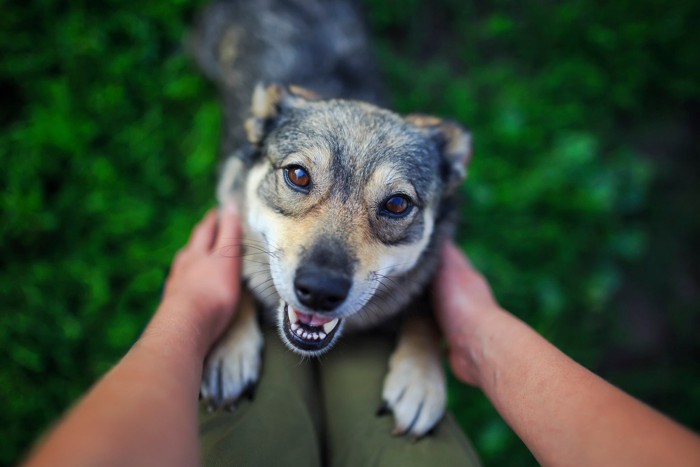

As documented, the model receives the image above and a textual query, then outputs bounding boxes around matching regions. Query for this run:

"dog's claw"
[240,381,258,401]
[391,425,423,441]
[205,399,216,413]
[376,400,391,417]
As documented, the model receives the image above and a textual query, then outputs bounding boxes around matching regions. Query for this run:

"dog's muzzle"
[282,303,342,352]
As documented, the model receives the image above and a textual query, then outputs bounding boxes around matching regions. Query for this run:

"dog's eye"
[382,195,412,217]
[284,165,311,191]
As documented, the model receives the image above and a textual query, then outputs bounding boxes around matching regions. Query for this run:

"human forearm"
[468,309,700,466]
[24,307,205,467]
[433,241,700,466]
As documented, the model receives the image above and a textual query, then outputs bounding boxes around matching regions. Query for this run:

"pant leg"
[199,328,323,467]
[318,332,481,467]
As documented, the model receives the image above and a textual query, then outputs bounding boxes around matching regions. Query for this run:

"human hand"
[432,241,504,387]
[160,206,242,350]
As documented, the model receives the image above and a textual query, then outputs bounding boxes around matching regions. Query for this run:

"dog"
[191,0,471,437]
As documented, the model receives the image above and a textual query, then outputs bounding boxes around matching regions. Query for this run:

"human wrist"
[471,307,532,390]
[144,297,218,361]
[445,305,509,388]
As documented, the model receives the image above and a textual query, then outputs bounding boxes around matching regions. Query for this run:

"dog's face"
[241,85,470,356]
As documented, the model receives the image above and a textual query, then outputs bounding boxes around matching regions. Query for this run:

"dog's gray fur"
[191,0,471,437]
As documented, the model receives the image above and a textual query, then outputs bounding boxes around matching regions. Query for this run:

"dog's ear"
[405,114,472,194]
[245,83,320,147]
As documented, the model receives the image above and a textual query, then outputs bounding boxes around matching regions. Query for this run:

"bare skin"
[23,206,242,467]
[433,241,700,467]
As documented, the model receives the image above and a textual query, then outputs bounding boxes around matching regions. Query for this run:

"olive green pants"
[199,330,480,466]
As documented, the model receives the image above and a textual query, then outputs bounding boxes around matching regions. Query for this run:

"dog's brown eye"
[284,165,311,191]
[383,195,412,216]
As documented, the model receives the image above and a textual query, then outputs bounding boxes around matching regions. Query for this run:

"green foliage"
[0,0,217,463]
[1,0,699,465]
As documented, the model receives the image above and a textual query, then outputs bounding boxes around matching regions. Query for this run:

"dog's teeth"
[323,318,339,334]
[289,311,336,340]
[287,306,297,325]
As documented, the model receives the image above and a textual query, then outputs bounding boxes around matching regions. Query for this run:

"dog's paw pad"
[381,356,446,438]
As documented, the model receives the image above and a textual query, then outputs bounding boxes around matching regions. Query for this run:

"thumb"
[214,203,242,252]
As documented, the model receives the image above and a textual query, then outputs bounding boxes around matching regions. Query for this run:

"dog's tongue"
[294,310,334,326]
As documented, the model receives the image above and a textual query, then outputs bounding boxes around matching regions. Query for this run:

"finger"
[434,243,472,306]
[442,240,474,272]
[214,204,242,253]
[441,241,487,286]
[188,209,218,252]
[436,241,498,311]
[435,241,463,286]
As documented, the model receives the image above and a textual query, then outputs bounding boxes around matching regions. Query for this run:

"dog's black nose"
[294,268,351,312]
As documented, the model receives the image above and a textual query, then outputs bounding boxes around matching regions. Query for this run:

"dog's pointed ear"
[244,83,320,147]
[405,114,472,194]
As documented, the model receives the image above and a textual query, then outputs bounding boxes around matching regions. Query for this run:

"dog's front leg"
[201,288,263,409]
[381,313,447,438]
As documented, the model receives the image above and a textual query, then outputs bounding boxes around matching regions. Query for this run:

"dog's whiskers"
[249,284,280,304]
[244,269,272,280]
[248,278,276,295]
[216,245,272,259]
[241,258,273,267]
[372,262,416,274]
[372,273,409,309]
[375,271,423,291]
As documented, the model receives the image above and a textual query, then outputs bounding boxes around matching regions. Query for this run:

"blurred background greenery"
[1,0,698,465]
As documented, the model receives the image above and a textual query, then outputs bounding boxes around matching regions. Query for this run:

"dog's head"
[239,84,471,356]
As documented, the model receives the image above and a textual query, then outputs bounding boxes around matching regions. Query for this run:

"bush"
[1,0,698,465]
[0,1,218,463]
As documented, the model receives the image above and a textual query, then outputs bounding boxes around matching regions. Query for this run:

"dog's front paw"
[380,345,447,438]
[200,309,264,410]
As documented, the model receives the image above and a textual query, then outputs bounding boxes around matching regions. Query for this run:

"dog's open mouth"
[282,304,342,352]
